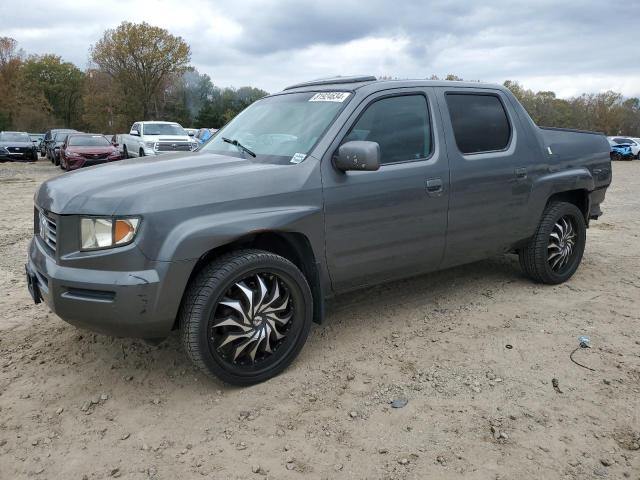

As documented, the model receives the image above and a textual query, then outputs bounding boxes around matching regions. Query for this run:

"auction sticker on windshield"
[309,92,351,102]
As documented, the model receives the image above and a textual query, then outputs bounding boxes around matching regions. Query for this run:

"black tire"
[139,148,145,157]
[123,145,129,159]
[519,201,586,284]
[180,249,313,385]
[54,153,60,166]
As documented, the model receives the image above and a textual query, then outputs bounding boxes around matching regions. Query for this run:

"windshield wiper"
[222,137,256,157]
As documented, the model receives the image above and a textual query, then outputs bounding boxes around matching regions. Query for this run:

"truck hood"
[36,152,298,215]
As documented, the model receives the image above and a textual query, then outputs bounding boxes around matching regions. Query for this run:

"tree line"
[1,24,639,136]
[0,23,268,134]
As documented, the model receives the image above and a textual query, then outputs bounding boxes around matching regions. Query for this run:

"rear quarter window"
[445,93,511,154]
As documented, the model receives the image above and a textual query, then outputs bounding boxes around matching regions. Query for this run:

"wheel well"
[175,232,324,330]
[546,189,589,222]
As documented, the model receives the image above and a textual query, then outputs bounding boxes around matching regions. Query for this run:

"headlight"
[80,217,140,250]
[144,141,156,149]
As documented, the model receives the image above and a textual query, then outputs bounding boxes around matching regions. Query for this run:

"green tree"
[91,22,191,121]
[0,37,50,130]
[22,54,85,128]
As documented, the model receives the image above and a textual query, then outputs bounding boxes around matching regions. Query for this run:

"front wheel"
[180,249,313,385]
[519,202,586,284]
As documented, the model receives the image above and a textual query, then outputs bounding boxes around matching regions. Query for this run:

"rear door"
[435,87,534,268]
[321,88,449,292]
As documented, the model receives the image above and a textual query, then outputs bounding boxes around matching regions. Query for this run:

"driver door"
[321,88,449,292]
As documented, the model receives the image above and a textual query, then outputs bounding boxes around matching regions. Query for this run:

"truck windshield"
[200,91,351,164]
[143,123,186,136]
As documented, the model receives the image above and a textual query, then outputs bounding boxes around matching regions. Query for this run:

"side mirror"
[334,141,381,172]
[188,131,195,136]
[113,143,119,147]
[130,129,140,136]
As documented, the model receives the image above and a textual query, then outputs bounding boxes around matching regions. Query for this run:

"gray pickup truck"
[26,76,611,385]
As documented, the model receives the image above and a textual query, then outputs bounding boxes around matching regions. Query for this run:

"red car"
[60,134,123,171]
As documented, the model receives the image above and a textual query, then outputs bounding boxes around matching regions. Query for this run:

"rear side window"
[445,93,511,154]
[343,94,431,164]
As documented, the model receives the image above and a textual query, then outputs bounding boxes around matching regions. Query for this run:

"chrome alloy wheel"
[548,216,576,271]
[210,273,293,365]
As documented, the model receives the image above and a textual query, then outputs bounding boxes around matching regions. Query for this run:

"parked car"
[632,138,640,158]
[608,136,639,159]
[43,129,78,160]
[610,143,634,161]
[0,131,38,161]
[195,128,217,144]
[109,134,126,156]
[48,132,74,165]
[119,121,196,158]
[29,133,45,152]
[59,133,123,171]
[26,76,612,385]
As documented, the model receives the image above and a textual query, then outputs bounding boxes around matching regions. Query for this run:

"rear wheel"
[180,249,313,385]
[122,145,129,159]
[519,201,586,284]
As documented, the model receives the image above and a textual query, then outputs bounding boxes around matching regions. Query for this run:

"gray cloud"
[1,0,639,96]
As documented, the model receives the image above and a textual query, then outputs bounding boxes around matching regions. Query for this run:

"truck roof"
[281,76,508,95]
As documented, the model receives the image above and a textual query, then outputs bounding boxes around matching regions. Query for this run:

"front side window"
[343,94,431,164]
[201,91,350,164]
[446,93,511,154]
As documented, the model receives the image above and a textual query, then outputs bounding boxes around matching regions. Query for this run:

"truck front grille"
[157,142,192,152]
[37,209,57,251]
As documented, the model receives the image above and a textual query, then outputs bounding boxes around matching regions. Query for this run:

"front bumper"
[66,156,122,170]
[0,151,33,161]
[26,236,195,338]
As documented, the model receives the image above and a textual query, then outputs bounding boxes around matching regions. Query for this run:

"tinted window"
[446,93,511,154]
[344,95,431,164]
[613,137,633,144]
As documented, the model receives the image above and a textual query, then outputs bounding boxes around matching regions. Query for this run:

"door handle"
[426,177,443,196]
[515,167,527,179]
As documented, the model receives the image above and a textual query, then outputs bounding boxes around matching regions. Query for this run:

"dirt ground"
[0,159,639,480]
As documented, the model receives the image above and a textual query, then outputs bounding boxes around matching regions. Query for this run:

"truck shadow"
[65,253,529,390]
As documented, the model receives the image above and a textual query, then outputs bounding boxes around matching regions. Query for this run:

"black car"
[0,131,38,162]
[29,133,45,152]
[48,131,74,165]
[43,129,77,160]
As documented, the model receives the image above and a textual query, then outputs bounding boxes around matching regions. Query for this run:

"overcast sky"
[2,0,639,97]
